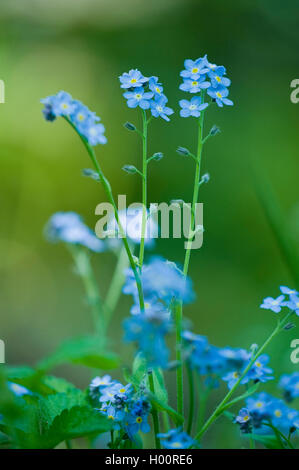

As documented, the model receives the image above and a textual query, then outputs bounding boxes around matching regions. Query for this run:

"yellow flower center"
[61,103,69,109]
[157,106,163,112]
[171,442,181,448]
[189,104,197,110]
[108,415,115,420]
[155,87,161,93]
[192,67,199,73]
[274,409,282,418]
[243,415,250,422]
[233,372,239,379]
[192,81,198,86]
[144,302,150,309]
[216,92,222,98]
[256,402,263,408]
[255,361,262,368]
[130,78,137,83]
[77,113,85,121]
[136,417,143,424]
[216,76,221,82]
[119,388,126,393]
[135,94,142,99]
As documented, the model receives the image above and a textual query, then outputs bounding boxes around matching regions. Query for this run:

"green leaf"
[151,369,168,406]
[42,405,113,448]
[219,383,260,414]
[243,433,285,449]
[131,353,147,385]
[38,390,86,431]
[147,391,184,427]
[37,336,120,371]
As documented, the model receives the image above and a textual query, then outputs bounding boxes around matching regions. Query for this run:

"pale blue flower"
[260,294,285,313]
[179,76,210,93]
[123,87,154,110]
[284,294,299,315]
[180,58,209,80]
[45,211,105,252]
[158,428,195,449]
[207,85,233,107]
[179,96,208,117]
[279,372,299,402]
[148,76,164,96]
[119,69,149,89]
[280,285,298,296]
[150,95,174,121]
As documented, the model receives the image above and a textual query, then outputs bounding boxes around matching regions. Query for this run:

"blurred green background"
[0,0,298,448]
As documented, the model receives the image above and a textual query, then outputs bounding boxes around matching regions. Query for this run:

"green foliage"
[0,367,112,449]
[36,335,120,371]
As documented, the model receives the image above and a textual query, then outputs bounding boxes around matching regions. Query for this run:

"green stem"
[196,376,209,433]
[64,117,145,312]
[148,371,161,449]
[187,366,195,435]
[175,100,206,418]
[110,430,114,449]
[139,109,148,268]
[195,311,293,442]
[68,245,106,336]
[249,434,255,449]
[183,104,205,276]
[104,246,129,326]
[65,439,72,449]
[175,302,184,416]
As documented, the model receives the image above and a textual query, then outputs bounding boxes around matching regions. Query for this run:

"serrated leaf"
[37,336,120,371]
[38,389,86,431]
[42,405,113,448]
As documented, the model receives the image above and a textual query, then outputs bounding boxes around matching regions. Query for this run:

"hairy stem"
[175,100,206,419]
[139,109,148,268]
[64,117,145,312]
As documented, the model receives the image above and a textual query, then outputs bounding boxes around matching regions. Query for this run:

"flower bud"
[82,168,100,181]
[209,125,221,136]
[176,146,190,156]
[122,164,138,174]
[152,152,163,161]
[124,122,136,131]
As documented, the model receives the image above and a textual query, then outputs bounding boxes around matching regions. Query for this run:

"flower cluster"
[179,55,233,116]
[105,207,158,248]
[123,256,195,307]
[158,428,195,449]
[119,69,174,121]
[89,375,151,439]
[45,212,105,252]
[260,285,299,315]
[235,392,299,435]
[123,306,172,368]
[41,91,107,146]
[279,372,299,402]
[182,331,274,389]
